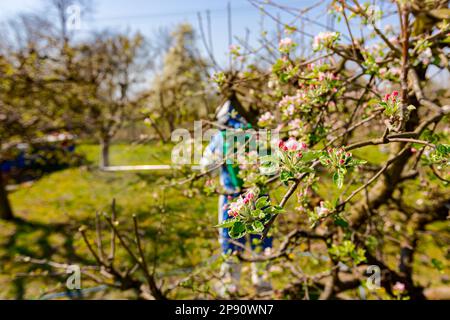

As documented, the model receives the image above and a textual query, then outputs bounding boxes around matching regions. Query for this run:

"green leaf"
[267,205,284,215]
[333,171,344,189]
[275,205,284,213]
[300,150,319,162]
[437,144,449,155]
[351,159,367,166]
[365,236,378,252]
[431,258,444,273]
[229,221,246,239]
[298,167,316,174]
[259,155,279,175]
[280,170,294,184]
[258,210,267,219]
[255,196,269,209]
[429,8,450,20]
[334,215,349,228]
[251,209,263,218]
[251,221,264,233]
[215,219,236,229]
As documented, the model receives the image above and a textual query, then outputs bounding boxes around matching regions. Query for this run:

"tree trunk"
[229,92,258,127]
[100,138,110,168]
[0,173,13,220]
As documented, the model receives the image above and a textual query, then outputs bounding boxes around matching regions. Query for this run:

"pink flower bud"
[393,282,405,292]
[243,192,254,204]
[318,202,330,217]
[229,211,238,218]
[285,138,300,151]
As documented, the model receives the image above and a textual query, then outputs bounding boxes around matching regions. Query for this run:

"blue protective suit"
[203,103,272,254]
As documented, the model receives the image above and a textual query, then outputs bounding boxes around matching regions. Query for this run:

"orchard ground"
[0,143,447,299]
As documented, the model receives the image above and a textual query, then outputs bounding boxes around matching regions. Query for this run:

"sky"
[3,0,431,81]
[0,0,332,66]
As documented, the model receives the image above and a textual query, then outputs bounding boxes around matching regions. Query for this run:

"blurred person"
[200,99,272,296]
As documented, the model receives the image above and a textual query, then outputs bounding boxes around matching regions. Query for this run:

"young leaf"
[300,150,319,163]
[215,219,236,229]
[229,221,246,239]
[251,220,264,233]
[334,215,349,228]
[333,171,344,189]
[255,196,269,209]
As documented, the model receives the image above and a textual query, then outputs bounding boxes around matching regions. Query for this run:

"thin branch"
[338,145,411,209]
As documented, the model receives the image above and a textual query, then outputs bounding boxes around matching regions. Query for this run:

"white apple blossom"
[313,31,339,51]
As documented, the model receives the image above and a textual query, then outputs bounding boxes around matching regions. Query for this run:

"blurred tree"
[0,11,149,216]
[0,15,62,219]
[66,31,149,167]
[46,0,92,46]
[144,24,214,141]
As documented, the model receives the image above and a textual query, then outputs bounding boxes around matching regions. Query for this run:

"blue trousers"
[218,194,273,254]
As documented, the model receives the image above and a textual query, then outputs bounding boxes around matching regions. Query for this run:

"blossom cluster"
[393,282,406,293]
[227,191,255,218]
[383,90,399,103]
[278,138,308,154]
[217,190,283,239]
[393,281,408,299]
[317,71,339,82]
[322,147,353,167]
[380,90,402,118]
[308,200,348,227]
[275,138,319,184]
[278,37,297,54]
[278,92,306,117]
[316,201,331,218]
[328,240,367,265]
[287,118,307,138]
[320,148,366,189]
[417,47,433,66]
[379,66,401,79]
[426,144,450,168]
[229,44,241,57]
[313,31,340,51]
[258,111,276,127]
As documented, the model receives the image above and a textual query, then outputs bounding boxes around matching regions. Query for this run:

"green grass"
[78,142,174,166]
[0,142,447,299]
[352,145,390,165]
[0,143,219,299]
